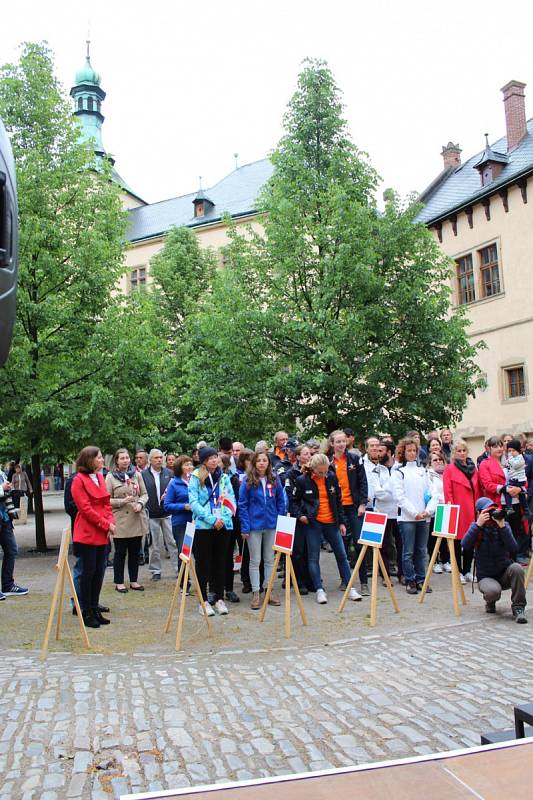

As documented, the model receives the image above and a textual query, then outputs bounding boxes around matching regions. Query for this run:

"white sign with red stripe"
[274,515,296,553]
[433,504,460,538]
[358,511,388,547]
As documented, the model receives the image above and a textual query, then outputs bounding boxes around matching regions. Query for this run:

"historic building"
[416,81,533,454]
[71,49,533,451]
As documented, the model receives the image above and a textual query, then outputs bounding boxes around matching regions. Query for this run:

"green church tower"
[70,41,113,164]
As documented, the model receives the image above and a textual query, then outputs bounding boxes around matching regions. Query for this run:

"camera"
[489,507,507,522]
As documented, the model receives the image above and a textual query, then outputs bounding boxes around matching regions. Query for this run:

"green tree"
[0,43,152,549]
[184,59,482,441]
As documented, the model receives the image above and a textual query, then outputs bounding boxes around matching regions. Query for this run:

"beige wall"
[434,178,533,455]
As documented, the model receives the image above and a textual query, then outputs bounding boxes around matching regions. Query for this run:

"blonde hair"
[329,430,345,445]
[304,453,330,474]
[451,439,468,458]
[196,464,209,488]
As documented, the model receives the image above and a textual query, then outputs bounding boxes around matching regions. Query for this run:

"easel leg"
[288,557,307,626]
[40,566,63,661]
[448,539,461,617]
[378,550,399,613]
[285,555,291,639]
[338,546,367,613]
[259,550,281,622]
[190,559,212,636]
[419,537,441,604]
[175,561,190,652]
[65,560,90,648]
[525,555,533,589]
[164,559,186,634]
[55,561,67,640]
[370,547,379,627]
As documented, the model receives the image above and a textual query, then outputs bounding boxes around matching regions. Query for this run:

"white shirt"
[90,473,99,486]
[150,467,161,499]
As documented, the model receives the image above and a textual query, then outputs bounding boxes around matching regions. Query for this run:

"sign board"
[273,515,296,553]
[433,504,460,538]
[358,511,387,547]
[180,522,196,562]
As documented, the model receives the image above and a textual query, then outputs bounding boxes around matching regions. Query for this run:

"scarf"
[112,463,137,483]
[454,457,476,480]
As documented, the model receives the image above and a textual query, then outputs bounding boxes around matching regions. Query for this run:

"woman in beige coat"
[106,448,149,593]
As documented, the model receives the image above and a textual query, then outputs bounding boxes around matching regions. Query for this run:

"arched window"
[78,97,83,111]
[88,97,94,111]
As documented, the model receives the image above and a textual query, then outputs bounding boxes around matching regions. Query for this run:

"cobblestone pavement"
[1,616,532,800]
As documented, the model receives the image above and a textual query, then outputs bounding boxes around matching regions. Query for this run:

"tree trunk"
[31,450,48,552]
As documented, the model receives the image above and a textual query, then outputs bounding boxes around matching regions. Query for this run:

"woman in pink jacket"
[443,439,481,582]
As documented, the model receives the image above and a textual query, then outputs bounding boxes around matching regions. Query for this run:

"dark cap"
[199,447,218,464]
[475,497,496,513]
[507,438,522,452]
[285,437,300,452]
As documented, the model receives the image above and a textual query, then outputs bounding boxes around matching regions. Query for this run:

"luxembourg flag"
[181,522,196,561]
[433,504,460,537]
[359,511,388,546]
[220,493,236,516]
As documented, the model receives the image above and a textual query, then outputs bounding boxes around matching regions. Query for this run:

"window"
[479,243,501,297]
[77,97,83,111]
[504,366,526,399]
[456,254,475,304]
[88,97,94,111]
[130,266,146,290]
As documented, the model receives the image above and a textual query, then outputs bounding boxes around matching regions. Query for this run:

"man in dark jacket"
[142,449,177,581]
[463,497,527,623]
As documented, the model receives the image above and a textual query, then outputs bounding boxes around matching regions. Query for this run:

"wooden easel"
[524,556,533,589]
[260,549,307,638]
[338,540,399,627]
[41,527,90,661]
[419,534,466,616]
[164,554,212,651]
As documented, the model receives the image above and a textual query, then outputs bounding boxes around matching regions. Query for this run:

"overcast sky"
[4,0,533,204]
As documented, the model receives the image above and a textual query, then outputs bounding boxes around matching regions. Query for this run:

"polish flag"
[434,504,460,537]
[274,515,296,553]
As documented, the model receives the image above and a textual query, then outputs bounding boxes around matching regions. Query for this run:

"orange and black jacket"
[289,471,346,526]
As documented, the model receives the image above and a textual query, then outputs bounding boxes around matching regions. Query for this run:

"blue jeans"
[172,524,186,553]
[0,517,18,592]
[399,520,429,584]
[307,521,352,590]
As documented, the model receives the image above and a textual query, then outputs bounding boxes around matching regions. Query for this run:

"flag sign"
[433,504,460,538]
[180,522,196,561]
[274,515,296,553]
[219,493,236,516]
[358,511,388,547]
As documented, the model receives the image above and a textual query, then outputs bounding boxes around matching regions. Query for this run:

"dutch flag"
[360,511,388,545]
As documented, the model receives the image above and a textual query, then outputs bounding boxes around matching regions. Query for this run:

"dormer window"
[195,202,204,218]
[474,134,508,187]
[192,189,214,219]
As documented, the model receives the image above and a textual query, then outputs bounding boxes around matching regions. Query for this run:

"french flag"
[360,511,387,545]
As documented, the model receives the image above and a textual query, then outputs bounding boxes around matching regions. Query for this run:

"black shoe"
[485,601,496,614]
[225,591,240,603]
[93,609,111,625]
[417,582,431,593]
[298,586,309,596]
[98,604,110,613]
[242,584,252,594]
[82,611,100,628]
[406,581,418,595]
[207,592,216,605]
[151,573,161,582]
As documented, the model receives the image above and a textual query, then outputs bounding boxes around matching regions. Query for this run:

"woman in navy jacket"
[163,455,194,553]
[238,451,286,610]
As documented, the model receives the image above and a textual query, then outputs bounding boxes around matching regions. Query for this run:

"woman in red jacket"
[71,446,115,628]
[443,439,481,582]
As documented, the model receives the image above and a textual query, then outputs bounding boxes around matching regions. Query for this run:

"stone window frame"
[500,360,528,404]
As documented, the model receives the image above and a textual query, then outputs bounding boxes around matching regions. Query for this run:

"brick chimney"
[441,142,462,169]
[501,80,527,152]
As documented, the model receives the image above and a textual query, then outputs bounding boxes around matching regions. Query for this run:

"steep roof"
[126,158,274,243]
[416,118,533,225]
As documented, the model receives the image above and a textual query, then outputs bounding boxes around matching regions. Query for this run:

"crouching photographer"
[462,497,527,623]
[0,468,28,600]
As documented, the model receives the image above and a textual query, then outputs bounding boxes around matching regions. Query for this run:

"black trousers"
[73,542,107,613]
[193,527,230,602]
[454,539,473,575]
[113,536,142,584]
[225,529,242,592]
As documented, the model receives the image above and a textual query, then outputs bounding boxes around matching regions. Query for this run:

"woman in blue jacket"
[239,451,286,610]
[163,455,194,552]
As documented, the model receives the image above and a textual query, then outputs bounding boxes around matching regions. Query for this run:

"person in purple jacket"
[163,455,194,553]
[238,451,286,610]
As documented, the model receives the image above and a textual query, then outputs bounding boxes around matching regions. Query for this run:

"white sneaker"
[459,574,467,584]
[464,572,474,583]
[316,588,328,604]
[214,599,229,615]
[200,602,215,617]
[348,587,362,601]
[442,562,452,573]
[433,563,443,574]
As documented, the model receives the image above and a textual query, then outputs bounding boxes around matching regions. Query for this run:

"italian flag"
[434,504,460,537]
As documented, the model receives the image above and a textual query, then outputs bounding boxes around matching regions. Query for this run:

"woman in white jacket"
[391,437,430,595]
[425,451,448,575]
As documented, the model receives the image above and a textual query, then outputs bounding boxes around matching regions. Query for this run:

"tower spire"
[70,41,113,164]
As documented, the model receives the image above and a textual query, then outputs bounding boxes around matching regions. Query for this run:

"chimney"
[501,80,527,152]
[441,142,462,169]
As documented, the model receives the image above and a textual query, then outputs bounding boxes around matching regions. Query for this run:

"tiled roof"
[416,118,533,225]
[126,158,274,243]
[112,167,147,205]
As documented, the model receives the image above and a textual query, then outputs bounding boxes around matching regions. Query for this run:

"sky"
[4,0,533,205]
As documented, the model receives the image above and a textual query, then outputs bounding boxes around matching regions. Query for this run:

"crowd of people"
[0,428,530,625]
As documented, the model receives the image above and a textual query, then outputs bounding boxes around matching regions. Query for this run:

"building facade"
[416,81,533,455]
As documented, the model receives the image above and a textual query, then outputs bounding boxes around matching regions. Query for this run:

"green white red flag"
[433,504,460,537]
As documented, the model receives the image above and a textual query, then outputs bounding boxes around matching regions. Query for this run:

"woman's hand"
[299,515,309,525]
[108,523,116,536]
[133,503,143,513]
[415,511,428,520]
[123,495,135,504]
[357,504,366,516]
[214,518,224,530]
[184,503,191,511]
[339,523,347,537]
[241,532,250,540]
[507,486,522,498]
